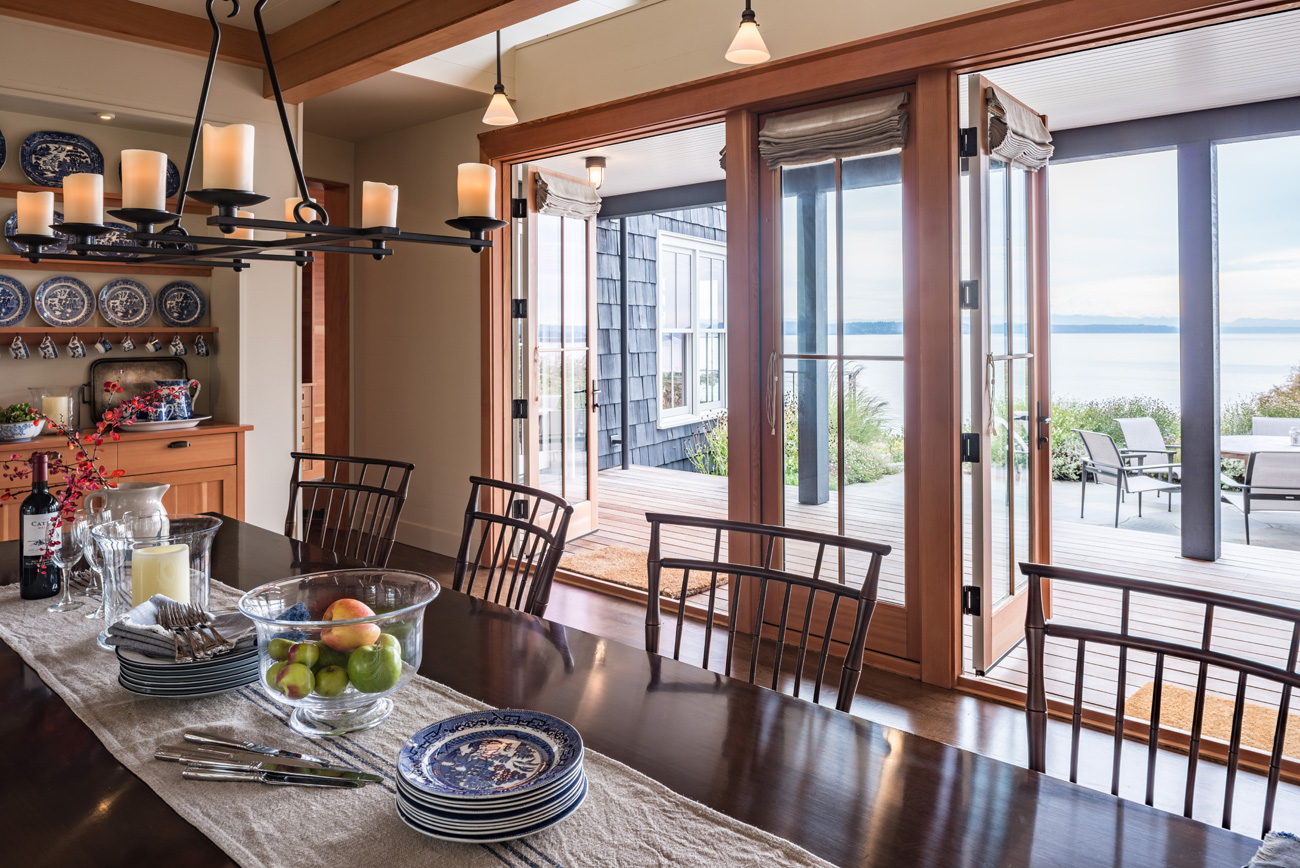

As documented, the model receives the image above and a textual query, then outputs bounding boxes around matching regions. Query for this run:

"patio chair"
[1220,451,1300,545]
[1115,417,1180,482]
[1252,416,1300,436]
[1075,430,1180,528]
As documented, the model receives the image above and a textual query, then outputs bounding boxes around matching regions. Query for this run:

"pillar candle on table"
[202,123,255,191]
[16,191,54,236]
[63,173,103,225]
[121,150,167,211]
[362,181,399,227]
[457,164,495,218]
[41,396,71,426]
[132,543,191,606]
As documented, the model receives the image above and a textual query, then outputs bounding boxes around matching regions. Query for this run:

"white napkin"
[105,594,255,660]
[1249,832,1300,868]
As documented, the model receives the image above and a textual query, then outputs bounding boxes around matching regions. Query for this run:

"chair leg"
[1168,490,1173,512]
[1138,491,1143,517]
[1244,509,1251,546]
[1114,484,1122,528]
[1080,473,1087,518]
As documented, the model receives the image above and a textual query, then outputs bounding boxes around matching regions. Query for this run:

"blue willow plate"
[91,222,137,259]
[0,128,6,172]
[34,276,95,327]
[117,158,181,198]
[395,776,589,843]
[158,281,207,327]
[399,710,583,798]
[98,278,153,328]
[5,211,71,254]
[0,275,30,327]
[20,131,104,187]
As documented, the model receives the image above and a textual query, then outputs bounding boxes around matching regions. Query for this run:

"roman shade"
[535,170,601,219]
[758,92,908,169]
[987,86,1053,170]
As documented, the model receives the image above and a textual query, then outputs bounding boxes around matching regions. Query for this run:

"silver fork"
[163,600,209,661]
[156,601,190,662]
[186,603,236,654]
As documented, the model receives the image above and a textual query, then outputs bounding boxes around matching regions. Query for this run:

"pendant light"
[725,0,770,65]
[585,157,606,190]
[483,31,519,126]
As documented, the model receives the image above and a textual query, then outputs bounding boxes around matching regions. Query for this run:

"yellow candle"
[284,197,319,238]
[121,150,167,211]
[202,123,255,190]
[16,191,54,235]
[132,543,191,606]
[362,181,399,227]
[41,396,71,426]
[457,164,495,218]
[63,173,103,225]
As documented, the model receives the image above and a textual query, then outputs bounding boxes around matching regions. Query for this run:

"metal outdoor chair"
[1221,451,1300,545]
[645,513,891,713]
[451,476,574,617]
[1252,417,1300,436]
[1115,417,1180,482]
[1076,429,1180,527]
[284,452,414,567]
[1022,561,1300,837]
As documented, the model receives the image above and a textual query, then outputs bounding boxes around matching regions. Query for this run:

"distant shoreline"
[782,321,1300,335]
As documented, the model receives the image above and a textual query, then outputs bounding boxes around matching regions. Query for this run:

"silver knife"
[184,729,342,768]
[158,748,382,783]
[182,767,364,788]
[156,744,372,776]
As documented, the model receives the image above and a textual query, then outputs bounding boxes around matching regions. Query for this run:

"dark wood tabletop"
[0,516,1262,868]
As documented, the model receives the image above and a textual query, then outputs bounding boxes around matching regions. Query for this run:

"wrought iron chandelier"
[9,0,508,271]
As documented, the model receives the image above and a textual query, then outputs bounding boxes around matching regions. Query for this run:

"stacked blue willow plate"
[116,646,259,697]
[396,710,588,843]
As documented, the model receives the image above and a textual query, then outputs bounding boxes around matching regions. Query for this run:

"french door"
[965,76,1053,674]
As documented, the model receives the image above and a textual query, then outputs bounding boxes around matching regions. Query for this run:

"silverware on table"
[183,729,348,769]
[182,768,364,788]
[157,746,383,783]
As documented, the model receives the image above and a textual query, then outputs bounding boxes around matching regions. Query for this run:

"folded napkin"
[1248,832,1300,867]
[105,594,255,660]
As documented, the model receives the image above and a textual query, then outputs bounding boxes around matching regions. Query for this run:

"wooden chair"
[645,513,891,713]
[283,452,414,568]
[1022,561,1300,836]
[452,476,573,617]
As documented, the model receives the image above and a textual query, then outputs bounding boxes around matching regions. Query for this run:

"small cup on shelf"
[169,334,187,356]
[94,335,113,354]
[194,334,210,357]
[143,335,162,354]
[10,336,29,360]
[67,334,86,358]
[120,334,136,352]
[37,334,58,360]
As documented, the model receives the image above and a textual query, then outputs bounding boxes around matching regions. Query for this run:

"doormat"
[559,546,724,599]
[1125,681,1300,758]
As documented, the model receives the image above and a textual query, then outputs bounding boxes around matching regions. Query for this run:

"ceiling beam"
[266,0,575,104]
[0,0,264,67]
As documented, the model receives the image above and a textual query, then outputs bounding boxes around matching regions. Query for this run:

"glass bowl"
[238,569,440,736]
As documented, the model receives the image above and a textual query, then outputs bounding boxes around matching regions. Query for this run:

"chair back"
[1246,452,1300,511]
[1115,417,1168,454]
[645,513,891,712]
[284,452,414,567]
[452,476,573,617]
[1021,561,1300,837]
[1076,429,1124,470]
[1251,417,1300,436]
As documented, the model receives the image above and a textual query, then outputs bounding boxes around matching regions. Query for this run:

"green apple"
[314,665,349,698]
[275,662,315,700]
[376,633,401,654]
[267,638,295,662]
[286,642,319,669]
[265,661,287,691]
[347,643,402,693]
[313,642,349,671]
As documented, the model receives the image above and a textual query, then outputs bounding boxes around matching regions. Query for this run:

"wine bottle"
[19,452,61,600]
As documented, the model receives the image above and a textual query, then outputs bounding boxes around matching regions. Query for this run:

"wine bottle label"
[21,513,61,558]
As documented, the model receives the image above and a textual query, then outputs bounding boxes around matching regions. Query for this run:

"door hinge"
[511,499,529,519]
[961,431,980,463]
[511,197,528,219]
[962,585,981,616]
[510,298,528,318]
[958,126,978,158]
[510,399,529,420]
[960,279,979,310]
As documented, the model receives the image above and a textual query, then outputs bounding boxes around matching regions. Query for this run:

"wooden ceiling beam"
[0,0,264,67]
[265,0,575,104]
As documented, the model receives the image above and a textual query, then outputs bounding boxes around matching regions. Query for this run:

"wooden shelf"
[0,326,216,339]
[0,254,211,277]
[0,180,209,215]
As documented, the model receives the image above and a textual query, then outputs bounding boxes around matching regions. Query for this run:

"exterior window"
[657,232,727,425]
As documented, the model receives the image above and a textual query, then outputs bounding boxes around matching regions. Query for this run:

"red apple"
[320,597,381,652]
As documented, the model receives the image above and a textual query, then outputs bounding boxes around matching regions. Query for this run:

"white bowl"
[0,419,45,442]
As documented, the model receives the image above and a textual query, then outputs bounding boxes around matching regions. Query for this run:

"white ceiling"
[133,0,334,32]
[532,123,725,198]
[978,10,1300,130]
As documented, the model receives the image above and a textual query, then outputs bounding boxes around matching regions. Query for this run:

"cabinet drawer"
[117,434,236,475]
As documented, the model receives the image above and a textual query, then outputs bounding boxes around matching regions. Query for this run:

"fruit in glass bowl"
[238,569,440,737]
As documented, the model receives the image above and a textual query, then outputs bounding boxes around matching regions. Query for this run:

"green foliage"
[686,412,729,476]
[0,403,35,424]
[1049,396,1181,481]
[1222,367,1300,435]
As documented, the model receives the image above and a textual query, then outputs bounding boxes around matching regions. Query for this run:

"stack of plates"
[396,710,587,843]
[115,646,259,697]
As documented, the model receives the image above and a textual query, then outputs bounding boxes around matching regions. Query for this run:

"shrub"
[686,411,728,476]
[1048,396,1181,480]
[1222,367,1300,435]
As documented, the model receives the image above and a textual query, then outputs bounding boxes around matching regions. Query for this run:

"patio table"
[1220,434,1300,461]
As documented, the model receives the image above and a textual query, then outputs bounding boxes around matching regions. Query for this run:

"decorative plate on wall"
[0,129,6,173]
[34,275,95,327]
[5,211,71,254]
[0,275,30,327]
[117,158,181,198]
[20,131,105,187]
[98,278,153,328]
[91,222,137,259]
[158,281,207,327]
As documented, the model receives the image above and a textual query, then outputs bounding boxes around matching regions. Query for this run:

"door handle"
[1036,401,1050,449]
[590,381,601,409]
[168,440,192,449]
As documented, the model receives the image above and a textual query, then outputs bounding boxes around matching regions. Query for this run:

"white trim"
[654,230,728,429]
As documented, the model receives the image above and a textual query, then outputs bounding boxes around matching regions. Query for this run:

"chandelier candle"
[63,173,104,225]
[457,164,495,218]
[16,191,54,236]
[202,123,254,190]
[121,150,168,211]
[226,209,255,240]
[362,182,399,227]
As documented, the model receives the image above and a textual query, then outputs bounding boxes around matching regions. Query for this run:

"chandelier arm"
[254,0,329,226]
[173,0,237,232]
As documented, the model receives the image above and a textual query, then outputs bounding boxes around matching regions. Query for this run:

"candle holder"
[445,217,509,254]
[185,189,269,234]
[108,208,183,235]
[57,223,111,257]
[8,233,64,263]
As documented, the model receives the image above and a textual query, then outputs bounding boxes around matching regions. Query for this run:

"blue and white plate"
[98,278,153,328]
[0,275,30,327]
[20,131,104,187]
[117,158,181,198]
[158,281,207,327]
[34,276,95,327]
[0,128,6,173]
[396,775,589,843]
[399,710,583,799]
[91,222,137,258]
[5,211,71,254]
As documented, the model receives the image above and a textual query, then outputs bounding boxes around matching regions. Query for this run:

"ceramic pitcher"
[85,482,170,535]
[155,379,200,420]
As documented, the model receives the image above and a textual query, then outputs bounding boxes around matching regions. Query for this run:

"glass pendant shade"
[725,20,770,64]
[483,91,519,126]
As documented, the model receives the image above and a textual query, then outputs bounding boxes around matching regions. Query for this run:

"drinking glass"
[81,506,116,619]
[47,515,86,613]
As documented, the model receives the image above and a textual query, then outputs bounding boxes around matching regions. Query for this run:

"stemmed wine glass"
[47,512,87,613]
[80,506,115,620]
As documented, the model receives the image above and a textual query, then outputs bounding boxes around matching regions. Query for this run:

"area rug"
[559,546,724,599]
[1126,681,1300,758]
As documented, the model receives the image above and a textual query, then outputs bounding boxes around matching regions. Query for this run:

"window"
[657,232,727,425]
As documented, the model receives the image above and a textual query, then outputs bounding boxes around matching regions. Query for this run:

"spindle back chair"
[284,452,414,568]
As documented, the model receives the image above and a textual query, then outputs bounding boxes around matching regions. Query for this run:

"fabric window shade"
[535,170,602,219]
[987,86,1054,170]
[758,92,908,169]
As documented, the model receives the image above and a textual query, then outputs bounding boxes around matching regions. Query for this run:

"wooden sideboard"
[0,422,251,541]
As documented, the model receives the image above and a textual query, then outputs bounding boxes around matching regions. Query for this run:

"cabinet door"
[123,465,238,517]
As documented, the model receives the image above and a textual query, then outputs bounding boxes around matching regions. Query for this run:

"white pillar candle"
[202,123,255,190]
[16,191,55,236]
[63,173,104,225]
[457,163,495,218]
[131,543,191,606]
[218,208,256,241]
[284,197,319,238]
[121,150,167,211]
[41,396,71,426]
[362,181,399,227]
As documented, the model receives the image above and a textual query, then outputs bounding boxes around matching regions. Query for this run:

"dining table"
[1220,434,1300,461]
[0,515,1264,868]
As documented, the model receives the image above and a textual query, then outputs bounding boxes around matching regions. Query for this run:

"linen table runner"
[0,582,836,868]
